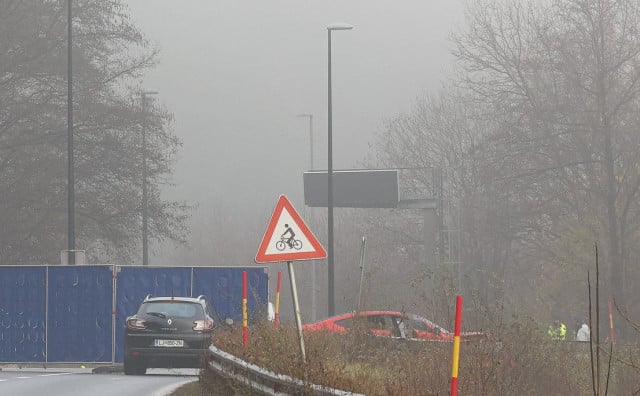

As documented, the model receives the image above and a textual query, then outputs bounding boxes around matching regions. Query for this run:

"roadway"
[0,367,198,396]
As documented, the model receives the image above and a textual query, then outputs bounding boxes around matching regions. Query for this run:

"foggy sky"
[123,0,464,263]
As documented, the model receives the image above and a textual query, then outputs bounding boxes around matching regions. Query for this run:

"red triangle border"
[255,195,327,263]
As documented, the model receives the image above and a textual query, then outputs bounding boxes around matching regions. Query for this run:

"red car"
[303,310,484,341]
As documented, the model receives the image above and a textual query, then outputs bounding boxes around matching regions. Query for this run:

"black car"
[124,295,217,375]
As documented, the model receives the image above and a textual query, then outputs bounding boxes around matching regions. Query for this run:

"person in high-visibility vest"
[548,320,567,340]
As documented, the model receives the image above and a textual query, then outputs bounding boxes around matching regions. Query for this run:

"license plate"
[154,339,184,347]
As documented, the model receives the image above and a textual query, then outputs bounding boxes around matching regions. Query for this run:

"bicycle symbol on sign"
[276,224,303,251]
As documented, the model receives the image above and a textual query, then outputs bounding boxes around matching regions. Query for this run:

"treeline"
[329,0,640,337]
[0,0,189,265]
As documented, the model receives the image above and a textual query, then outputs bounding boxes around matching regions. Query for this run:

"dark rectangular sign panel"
[304,170,399,208]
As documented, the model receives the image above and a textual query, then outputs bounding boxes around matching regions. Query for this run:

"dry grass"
[195,317,640,395]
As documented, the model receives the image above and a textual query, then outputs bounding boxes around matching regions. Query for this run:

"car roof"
[313,310,450,332]
[315,310,407,323]
[143,295,207,303]
[328,310,404,318]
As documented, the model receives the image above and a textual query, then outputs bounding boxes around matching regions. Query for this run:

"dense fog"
[4,0,640,337]
[123,0,463,319]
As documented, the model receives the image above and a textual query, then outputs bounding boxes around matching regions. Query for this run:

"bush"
[205,318,638,395]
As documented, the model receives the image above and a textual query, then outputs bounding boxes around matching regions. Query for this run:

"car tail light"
[193,319,214,331]
[126,317,146,330]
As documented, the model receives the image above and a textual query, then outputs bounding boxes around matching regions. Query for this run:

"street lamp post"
[141,91,158,266]
[67,0,75,264]
[297,113,316,321]
[327,23,353,316]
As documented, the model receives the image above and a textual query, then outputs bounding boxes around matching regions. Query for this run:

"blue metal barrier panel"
[114,266,191,362]
[1,265,269,364]
[0,266,46,363]
[47,266,113,362]
[192,267,269,323]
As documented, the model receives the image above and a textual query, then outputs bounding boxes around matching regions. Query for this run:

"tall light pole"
[141,91,158,266]
[297,113,316,320]
[327,23,353,316]
[67,0,75,264]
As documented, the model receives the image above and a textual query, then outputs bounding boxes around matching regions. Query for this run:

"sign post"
[287,261,305,362]
[255,195,326,362]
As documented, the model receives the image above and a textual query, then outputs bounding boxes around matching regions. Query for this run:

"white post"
[288,261,306,362]
[357,236,367,312]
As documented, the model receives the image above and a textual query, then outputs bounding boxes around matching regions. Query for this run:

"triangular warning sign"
[255,195,327,263]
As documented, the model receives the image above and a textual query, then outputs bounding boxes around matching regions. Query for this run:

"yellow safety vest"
[548,323,566,340]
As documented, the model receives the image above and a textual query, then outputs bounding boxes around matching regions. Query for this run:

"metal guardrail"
[206,345,365,396]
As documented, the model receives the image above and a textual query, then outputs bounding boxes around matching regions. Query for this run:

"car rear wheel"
[124,357,146,375]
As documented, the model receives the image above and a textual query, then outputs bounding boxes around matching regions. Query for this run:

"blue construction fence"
[0,265,269,363]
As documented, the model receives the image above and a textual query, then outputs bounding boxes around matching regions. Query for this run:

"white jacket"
[576,324,590,341]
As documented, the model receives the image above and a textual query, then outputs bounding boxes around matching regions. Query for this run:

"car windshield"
[140,301,203,319]
[410,314,449,334]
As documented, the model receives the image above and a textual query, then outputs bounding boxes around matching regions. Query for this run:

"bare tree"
[451,0,640,324]
[0,0,190,264]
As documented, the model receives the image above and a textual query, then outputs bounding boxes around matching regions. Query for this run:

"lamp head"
[327,23,354,31]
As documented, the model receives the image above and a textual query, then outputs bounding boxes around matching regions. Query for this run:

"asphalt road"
[0,367,198,396]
